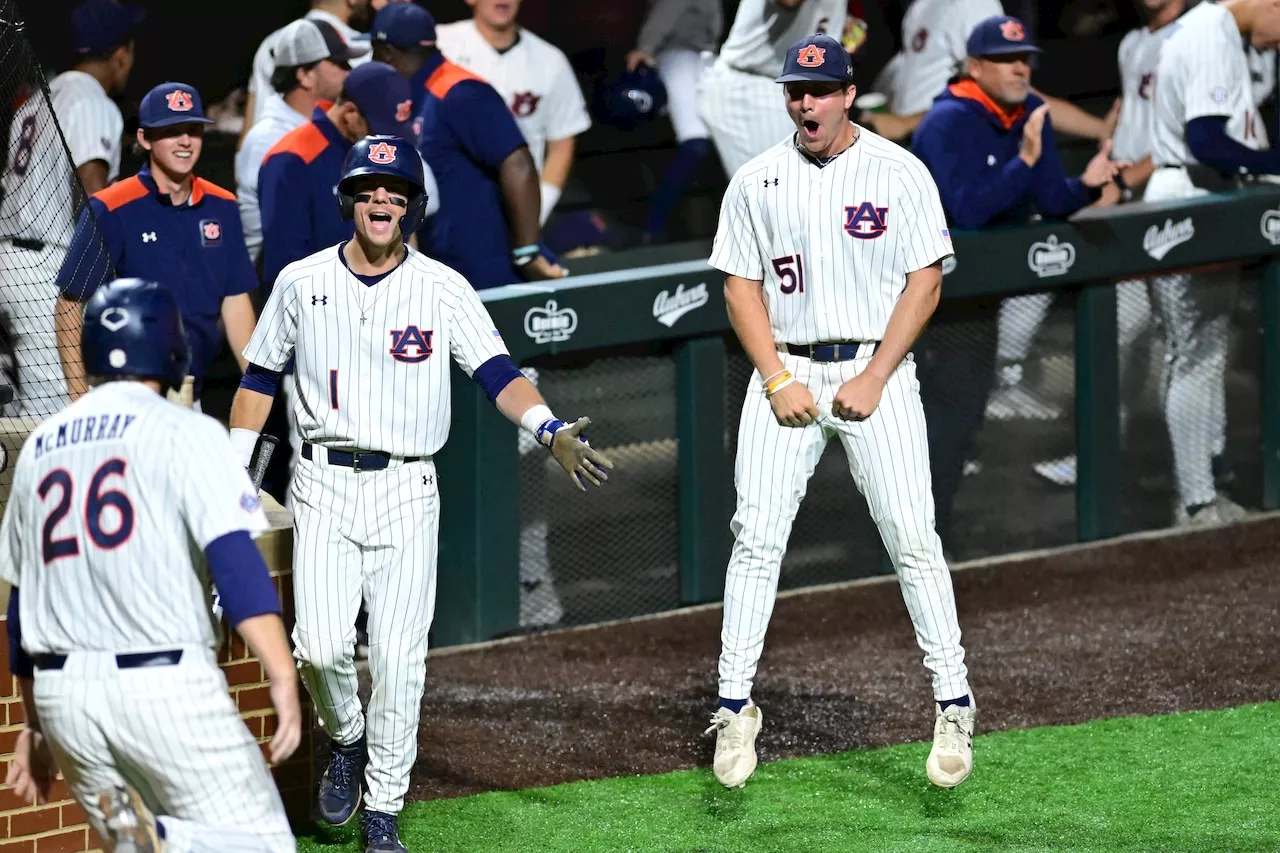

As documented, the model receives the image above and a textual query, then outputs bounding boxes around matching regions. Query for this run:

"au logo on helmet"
[166,90,193,112]
[368,141,397,164]
[797,45,826,67]
[1000,20,1025,41]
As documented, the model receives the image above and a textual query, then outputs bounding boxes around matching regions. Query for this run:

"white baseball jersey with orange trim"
[0,382,293,852]
[708,127,969,705]
[436,20,591,174]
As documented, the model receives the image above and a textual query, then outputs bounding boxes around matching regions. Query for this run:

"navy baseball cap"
[776,34,853,84]
[138,82,215,129]
[72,0,145,55]
[370,3,437,49]
[343,62,416,140]
[966,16,1043,58]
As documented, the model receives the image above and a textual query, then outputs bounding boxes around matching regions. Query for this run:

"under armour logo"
[763,178,779,187]
[312,295,327,306]
[142,232,157,242]
[423,475,433,486]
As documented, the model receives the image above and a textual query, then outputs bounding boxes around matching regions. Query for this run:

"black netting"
[518,356,681,628]
[0,3,115,512]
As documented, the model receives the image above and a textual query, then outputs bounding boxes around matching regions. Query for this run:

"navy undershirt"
[338,241,406,287]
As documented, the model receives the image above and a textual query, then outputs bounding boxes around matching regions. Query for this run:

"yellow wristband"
[766,374,795,397]
[765,371,793,395]
[762,368,788,386]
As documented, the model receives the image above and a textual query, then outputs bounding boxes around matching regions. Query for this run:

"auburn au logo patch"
[797,45,826,67]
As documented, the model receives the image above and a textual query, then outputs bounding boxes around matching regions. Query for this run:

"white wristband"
[520,404,556,437]
[539,181,561,226]
[229,427,260,469]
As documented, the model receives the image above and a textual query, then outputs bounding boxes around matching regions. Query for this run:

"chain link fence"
[519,268,1264,628]
[0,1,115,513]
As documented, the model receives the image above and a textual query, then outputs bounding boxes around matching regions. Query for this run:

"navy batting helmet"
[337,135,429,236]
[82,278,190,392]
[593,66,668,131]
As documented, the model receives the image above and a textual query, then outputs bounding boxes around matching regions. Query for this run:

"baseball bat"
[248,434,279,492]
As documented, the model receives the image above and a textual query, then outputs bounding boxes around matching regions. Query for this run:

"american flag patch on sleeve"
[941,229,950,238]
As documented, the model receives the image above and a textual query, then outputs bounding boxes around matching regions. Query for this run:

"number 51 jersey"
[0,382,269,654]
[710,129,953,346]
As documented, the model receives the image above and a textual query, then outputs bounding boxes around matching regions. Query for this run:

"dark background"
[13,0,1144,115]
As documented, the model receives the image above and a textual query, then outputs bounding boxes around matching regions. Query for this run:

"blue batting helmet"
[593,66,668,131]
[81,278,191,391]
[337,135,429,236]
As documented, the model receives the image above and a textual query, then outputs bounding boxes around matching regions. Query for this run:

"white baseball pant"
[1144,167,1235,509]
[0,242,71,418]
[698,61,797,177]
[33,647,294,853]
[996,279,1154,370]
[719,350,970,703]
[657,48,713,143]
[290,453,439,815]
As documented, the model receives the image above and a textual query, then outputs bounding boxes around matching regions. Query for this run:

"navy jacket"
[412,54,529,289]
[257,103,354,289]
[57,166,257,387]
[912,81,1095,230]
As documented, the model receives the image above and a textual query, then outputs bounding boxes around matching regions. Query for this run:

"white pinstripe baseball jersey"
[715,0,846,77]
[436,20,591,174]
[244,244,508,456]
[710,128,953,344]
[0,382,269,653]
[1,70,122,249]
[1111,23,1174,163]
[1152,0,1266,168]
[889,0,1002,116]
[248,10,370,126]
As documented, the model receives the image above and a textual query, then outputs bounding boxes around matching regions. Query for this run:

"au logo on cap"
[797,45,826,67]
[166,90,193,112]
[368,141,397,164]
[395,100,413,122]
[1000,20,1026,40]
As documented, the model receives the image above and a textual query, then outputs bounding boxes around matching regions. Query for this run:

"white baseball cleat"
[704,702,763,789]
[927,702,976,788]
[97,784,165,852]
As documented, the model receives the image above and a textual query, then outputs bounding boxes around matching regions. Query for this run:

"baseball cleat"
[984,384,1062,421]
[927,702,976,788]
[704,702,763,789]
[360,809,407,853]
[1174,494,1249,528]
[318,736,366,826]
[97,784,165,852]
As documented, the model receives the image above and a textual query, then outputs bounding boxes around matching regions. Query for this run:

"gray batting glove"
[550,417,615,491]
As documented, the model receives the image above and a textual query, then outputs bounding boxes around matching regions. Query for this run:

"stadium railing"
[431,184,1280,647]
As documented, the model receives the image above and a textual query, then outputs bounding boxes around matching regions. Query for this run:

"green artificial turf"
[297,702,1280,853]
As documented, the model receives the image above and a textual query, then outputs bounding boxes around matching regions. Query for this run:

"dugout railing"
[431,184,1280,647]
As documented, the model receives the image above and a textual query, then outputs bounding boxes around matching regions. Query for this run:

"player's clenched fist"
[769,380,820,428]
[550,416,616,490]
[832,371,886,422]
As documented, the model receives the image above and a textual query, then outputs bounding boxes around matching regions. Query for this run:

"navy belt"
[302,443,423,472]
[784,341,880,362]
[34,649,184,670]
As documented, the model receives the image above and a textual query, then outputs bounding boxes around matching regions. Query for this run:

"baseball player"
[704,33,973,791]
[236,18,365,267]
[1,278,299,853]
[1146,0,1280,525]
[226,135,613,853]
[0,0,143,415]
[698,0,846,178]
[240,0,378,145]
[437,0,592,226]
[625,0,724,242]
[862,0,1108,145]
[54,82,259,409]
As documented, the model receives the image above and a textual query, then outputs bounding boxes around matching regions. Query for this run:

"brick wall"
[1,525,313,852]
